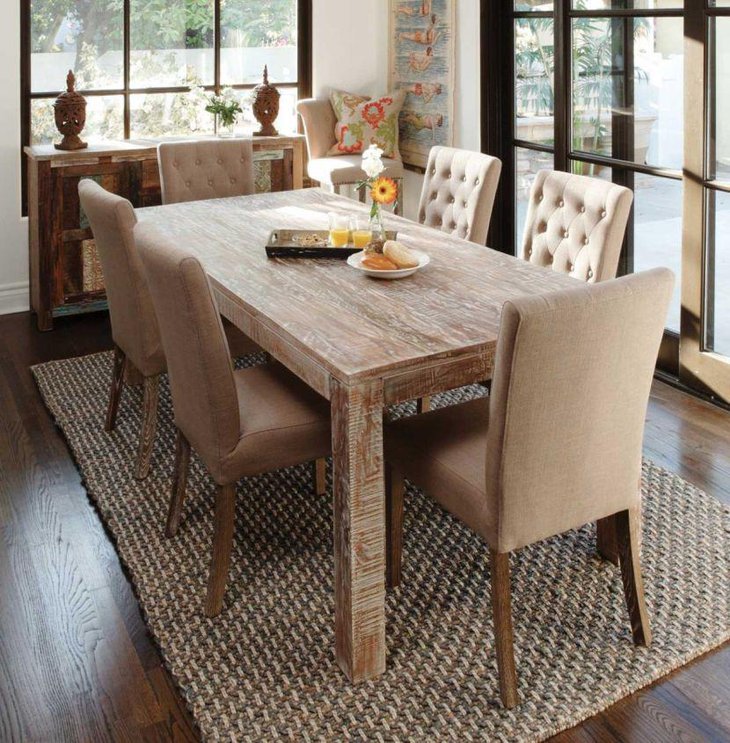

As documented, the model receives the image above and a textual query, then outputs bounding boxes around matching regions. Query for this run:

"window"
[483,1,730,402]
[511,2,684,335]
[22,0,311,146]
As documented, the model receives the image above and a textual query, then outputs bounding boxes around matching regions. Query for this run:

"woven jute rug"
[32,351,729,742]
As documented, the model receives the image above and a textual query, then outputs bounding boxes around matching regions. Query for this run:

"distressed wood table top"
[137,188,576,388]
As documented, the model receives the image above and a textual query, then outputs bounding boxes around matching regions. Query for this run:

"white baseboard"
[0,282,30,315]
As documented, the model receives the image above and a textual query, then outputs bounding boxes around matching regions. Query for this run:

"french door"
[683,0,730,400]
[482,0,730,404]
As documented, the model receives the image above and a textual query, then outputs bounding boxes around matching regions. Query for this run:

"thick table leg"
[330,377,387,682]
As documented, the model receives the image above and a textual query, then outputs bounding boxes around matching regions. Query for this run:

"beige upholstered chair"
[413,146,502,414]
[78,179,259,480]
[521,170,633,283]
[135,223,332,617]
[384,268,674,708]
[157,139,255,205]
[417,146,502,245]
[79,179,166,479]
[297,98,405,215]
[454,168,635,414]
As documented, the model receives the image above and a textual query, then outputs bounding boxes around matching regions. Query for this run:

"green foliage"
[29,0,297,143]
[31,0,296,56]
[204,88,243,127]
[515,9,651,156]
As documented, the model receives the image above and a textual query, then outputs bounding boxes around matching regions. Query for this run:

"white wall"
[0,0,28,314]
[311,1,389,98]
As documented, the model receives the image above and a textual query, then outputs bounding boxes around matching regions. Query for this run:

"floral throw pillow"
[328,89,405,159]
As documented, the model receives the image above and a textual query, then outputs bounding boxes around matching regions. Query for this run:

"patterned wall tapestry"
[388,0,455,169]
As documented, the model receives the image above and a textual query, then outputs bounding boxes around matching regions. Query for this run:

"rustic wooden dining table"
[137,187,576,683]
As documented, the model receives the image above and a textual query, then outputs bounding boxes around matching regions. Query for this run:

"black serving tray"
[265,229,398,258]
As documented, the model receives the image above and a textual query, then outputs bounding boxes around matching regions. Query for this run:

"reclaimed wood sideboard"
[25,135,305,331]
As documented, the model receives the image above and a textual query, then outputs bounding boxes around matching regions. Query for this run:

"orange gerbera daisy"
[371,177,398,205]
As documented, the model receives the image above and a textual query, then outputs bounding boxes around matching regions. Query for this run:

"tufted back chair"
[157,139,255,205]
[417,146,502,245]
[521,170,633,283]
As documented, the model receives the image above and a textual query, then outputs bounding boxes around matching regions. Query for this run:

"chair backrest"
[521,170,633,283]
[485,268,674,553]
[157,139,255,205]
[135,223,240,469]
[297,98,337,160]
[417,146,502,245]
[78,179,163,376]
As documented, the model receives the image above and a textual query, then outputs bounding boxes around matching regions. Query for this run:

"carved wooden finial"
[252,64,280,137]
[54,70,87,150]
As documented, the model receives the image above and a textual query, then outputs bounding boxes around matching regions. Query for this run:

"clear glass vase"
[216,115,235,137]
[369,203,386,243]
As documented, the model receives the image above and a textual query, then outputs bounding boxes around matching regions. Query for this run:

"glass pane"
[633,174,681,333]
[712,18,730,182]
[569,159,612,181]
[515,1,553,9]
[129,91,215,138]
[221,0,298,85]
[130,0,215,88]
[636,18,683,170]
[572,0,682,8]
[515,18,555,145]
[31,96,124,145]
[572,18,622,158]
[571,18,684,170]
[31,0,123,91]
[706,190,730,355]
[515,147,554,253]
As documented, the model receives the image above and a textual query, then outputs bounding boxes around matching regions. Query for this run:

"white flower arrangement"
[362,144,386,178]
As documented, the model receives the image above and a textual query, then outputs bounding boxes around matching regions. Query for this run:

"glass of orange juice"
[328,212,350,247]
[351,217,373,249]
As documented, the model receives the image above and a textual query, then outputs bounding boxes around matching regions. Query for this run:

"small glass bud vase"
[216,115,235,138]
[369,203,386,243]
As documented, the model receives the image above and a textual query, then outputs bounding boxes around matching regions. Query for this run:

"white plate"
[346,249,430,280]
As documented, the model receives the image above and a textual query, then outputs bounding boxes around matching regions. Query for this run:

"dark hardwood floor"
[0,311,728,743]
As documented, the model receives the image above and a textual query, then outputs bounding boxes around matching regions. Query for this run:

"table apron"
[216,287,496,403]
[382,349,495,405]
[215,287,332,400]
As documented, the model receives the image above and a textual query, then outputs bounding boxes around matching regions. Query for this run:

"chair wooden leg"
[314,457,327,495]
[615,507,652,647]
[597,514,620,565]
[134,375,160,480]
[124,363,144,387]
[416,396,431,414]
[105,346,126,432]
[490,550,519,709]
[205,483,236,618]
[385,464,405,589]
[165,430,191,538]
